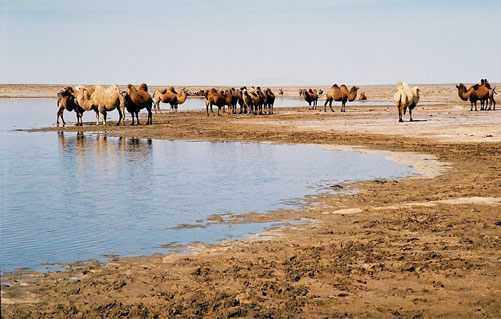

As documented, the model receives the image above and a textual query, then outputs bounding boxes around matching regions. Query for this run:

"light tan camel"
[393,82,420,122]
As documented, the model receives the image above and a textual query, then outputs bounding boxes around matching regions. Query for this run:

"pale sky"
[1,0,500,85]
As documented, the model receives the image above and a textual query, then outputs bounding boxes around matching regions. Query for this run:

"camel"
[359,91,367,101]
[393,82,420,122]
[56,86,79,127]
[324,84,342,112]
[323,84,359,112]
[73,85,123,126]
[89,85,123,125]
[456,83,490,111]
[74,85,99,126]
[304,89,319,109]
[152,87,187,112]
[219,88,243,114]
[481,79,497,111]
[241,87,254,114]
[205,88,227,116]
[278,88,284,96]
[254,87,267,114]
[346,86,359,104]
[488,87,497,111]
[263,88,275,114]
[121,83,153,125]
[226,88,243,114]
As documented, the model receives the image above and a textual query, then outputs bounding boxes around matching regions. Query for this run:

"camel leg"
[117,108,123,126]
[409,107,413,122]
[57,108,65,127]
[398,104,403,123]
[147,108,152,125]
[129,112,134,125]
[95,110,100,125]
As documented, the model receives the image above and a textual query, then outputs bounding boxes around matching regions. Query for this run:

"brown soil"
[2,89,501,318]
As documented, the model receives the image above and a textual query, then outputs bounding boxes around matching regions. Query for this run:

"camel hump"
[168,87,178,94]
[139,83,148,92]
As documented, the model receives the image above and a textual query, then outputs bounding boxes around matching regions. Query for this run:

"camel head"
[413,87,421,97]
[456,83,471,101]
[57,87,77,110]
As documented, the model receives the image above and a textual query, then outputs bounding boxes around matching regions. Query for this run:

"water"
[0,99,414,272]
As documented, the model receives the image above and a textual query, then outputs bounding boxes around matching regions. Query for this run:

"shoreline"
[2,89,500,317]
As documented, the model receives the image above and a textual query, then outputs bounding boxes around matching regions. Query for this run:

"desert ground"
[1,84,501,318]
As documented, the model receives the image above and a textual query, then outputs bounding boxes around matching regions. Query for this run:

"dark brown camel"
[121,84,153,125]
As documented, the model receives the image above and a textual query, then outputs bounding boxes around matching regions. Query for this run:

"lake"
[0,99,414,272]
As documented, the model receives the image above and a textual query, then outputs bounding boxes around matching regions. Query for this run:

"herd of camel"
[456,79,497,112]
[55,79,497,126]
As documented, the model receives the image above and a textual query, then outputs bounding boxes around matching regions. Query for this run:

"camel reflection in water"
[57,132,153,174]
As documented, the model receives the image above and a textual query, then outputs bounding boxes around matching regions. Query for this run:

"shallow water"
[0,99,414,272]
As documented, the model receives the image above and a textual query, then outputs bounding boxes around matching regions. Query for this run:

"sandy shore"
[2,85,501,318]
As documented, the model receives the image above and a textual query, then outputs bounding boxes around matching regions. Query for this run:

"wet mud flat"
[2,95,501,317]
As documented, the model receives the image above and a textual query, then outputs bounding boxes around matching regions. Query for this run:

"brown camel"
[304,89,319,109]
[263,88,275,114]
[323,84,359,112]
[481,79,497,111]
[347,86,359,102]
[121,84,153,125]
[456,83,490,111]
[56,87,79,127]
[359,91,368,101]
[205,88,227,116]
[153,87,187,112]
[225,88,243,114]
[324,84,343,112]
